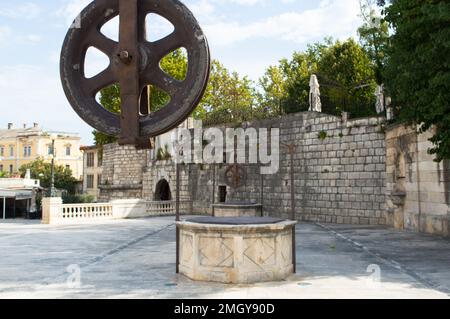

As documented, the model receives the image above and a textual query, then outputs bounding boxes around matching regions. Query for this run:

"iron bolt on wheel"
[60,0,210,146]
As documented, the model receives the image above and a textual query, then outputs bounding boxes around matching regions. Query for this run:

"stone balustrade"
[62,203,113,221]
[42,198,113,225]
[146,200,193,216]
[42,197,193,225]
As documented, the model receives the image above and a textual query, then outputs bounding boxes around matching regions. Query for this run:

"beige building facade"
[0,123,83,179]
[80,145,103,200]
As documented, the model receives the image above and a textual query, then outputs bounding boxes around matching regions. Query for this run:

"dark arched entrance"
[154,179,172,201]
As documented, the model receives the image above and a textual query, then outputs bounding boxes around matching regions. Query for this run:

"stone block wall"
[385,124,450,237]
[98,111,387,225]
[142,161,192,201]
[98,144,148,201]
[191,112,387,224]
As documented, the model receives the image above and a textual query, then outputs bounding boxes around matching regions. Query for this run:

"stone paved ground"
[0,217,449,299]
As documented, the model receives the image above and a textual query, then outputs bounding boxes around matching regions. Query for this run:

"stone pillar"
[41,197,63,225]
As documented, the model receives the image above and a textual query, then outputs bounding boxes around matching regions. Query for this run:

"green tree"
[271,38,376,117]
[19,158,78,194]
[279,50,316,114]
[93,49,188,146]
[93,84,121,146]
[195,60,256,126]
[258,65,287,117]
[383,0,450,161]
[358,0,390,84]
[150,48,188,112]
[317,39,377,117]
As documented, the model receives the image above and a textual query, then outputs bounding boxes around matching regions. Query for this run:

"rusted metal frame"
[212,164,216,216]
[260,173,264,217]
[175,162,181,273]
[289,145,297,273]
[225,164,246,189]
[282,143,297,273]
[117,0,141,145]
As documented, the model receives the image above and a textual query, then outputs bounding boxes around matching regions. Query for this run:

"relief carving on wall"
[199,236,234,268]
[243,237,276,269]
[279,234,293,266]
[181,233,193,265]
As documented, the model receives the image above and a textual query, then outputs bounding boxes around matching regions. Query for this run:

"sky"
[0,0,364,145]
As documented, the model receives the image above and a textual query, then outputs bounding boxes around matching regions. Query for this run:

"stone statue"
[309,74,322,113]
[386,96,394,120]
[375,84,385,114]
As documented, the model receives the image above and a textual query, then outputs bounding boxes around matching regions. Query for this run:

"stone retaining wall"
[98,111,388,225]
[223,112,387,224]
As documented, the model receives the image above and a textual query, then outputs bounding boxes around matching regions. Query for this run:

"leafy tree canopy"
[383,0,450,161]
[93,39,379,143]
[358,0,390,84]
[194,60,256,126]
[19,158,78,194]
[266,38,377,117]
[257,65,288,117]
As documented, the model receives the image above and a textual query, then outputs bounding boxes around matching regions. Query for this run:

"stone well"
[212,202,263,217]
[177,217,297,284]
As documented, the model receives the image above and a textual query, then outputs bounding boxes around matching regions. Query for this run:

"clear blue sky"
[0,0,363,145]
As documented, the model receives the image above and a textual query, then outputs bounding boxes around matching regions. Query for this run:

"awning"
[0,189,33,200]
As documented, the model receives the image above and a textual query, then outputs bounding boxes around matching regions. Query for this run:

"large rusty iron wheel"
[60,0,210,145]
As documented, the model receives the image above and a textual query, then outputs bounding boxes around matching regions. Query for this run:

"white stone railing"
[145,200,193,216]
[42,198,193,225]
[61,203,113,221]
[42,198,114,225]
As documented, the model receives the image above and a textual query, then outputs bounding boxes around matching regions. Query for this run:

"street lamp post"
[1,156,5,220]
[49,137,57,197]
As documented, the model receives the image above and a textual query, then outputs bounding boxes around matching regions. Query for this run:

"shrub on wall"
[62,194,95,204]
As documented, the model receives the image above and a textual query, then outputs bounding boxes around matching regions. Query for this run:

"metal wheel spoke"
[83,66,116,96]
[89,31,117,57]
[144,67,183,96]
[147,32,184,62]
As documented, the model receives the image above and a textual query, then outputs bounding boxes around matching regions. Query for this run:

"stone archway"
[154,179,172,201]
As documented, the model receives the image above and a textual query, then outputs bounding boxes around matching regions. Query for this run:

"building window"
[87,152,95,167]
[0,164,3,172]
[23,146,31,157]
[97,174,102,186]
[66,146,71,156]
[9,146,14,157]
[0,146,4,157]
[66,165,71,171]
[87,175,94,189]
[9,164,13,174]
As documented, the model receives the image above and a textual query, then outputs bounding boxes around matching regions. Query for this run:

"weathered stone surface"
[212,203,263,217]
[100,111,389,226]
[41,197,63,224]
[385,123,450,237]
[177,220,296,284]
[1,217,450,298]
